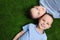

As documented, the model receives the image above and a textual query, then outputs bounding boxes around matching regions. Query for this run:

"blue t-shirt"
[18,23,47,40]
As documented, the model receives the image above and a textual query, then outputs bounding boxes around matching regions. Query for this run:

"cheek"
[31,11,37,17]
[40,20,43,24]
[46,25,51,29]
[32,10,38,16]
[39,20,43,25]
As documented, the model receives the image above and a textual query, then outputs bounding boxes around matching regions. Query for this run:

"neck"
[36,26,44,34]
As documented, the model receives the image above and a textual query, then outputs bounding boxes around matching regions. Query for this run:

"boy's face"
[38,14,53,30]
[30,6,46,19]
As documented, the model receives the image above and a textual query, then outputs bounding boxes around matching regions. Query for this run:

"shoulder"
[23,23,36,30]
[29,23,36,26]
[28,23,36,27]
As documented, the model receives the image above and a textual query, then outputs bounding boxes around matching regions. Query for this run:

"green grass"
[46,19,60,40]
[0,0,60,40]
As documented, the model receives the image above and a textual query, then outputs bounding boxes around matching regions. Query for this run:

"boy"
[13,13,53,40]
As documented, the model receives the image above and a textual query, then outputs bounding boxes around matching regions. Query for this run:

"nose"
[43,22,46,25]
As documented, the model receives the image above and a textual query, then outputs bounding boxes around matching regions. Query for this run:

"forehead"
[40,14,53,24]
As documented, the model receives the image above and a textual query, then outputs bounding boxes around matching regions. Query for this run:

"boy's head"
[38,13,53,30]
[30,6,46,19]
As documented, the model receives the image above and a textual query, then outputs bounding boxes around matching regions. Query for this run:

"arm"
[13,31,25,40]
[13,24,29,40]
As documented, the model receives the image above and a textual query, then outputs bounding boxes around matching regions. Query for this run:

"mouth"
[41,24,45,28]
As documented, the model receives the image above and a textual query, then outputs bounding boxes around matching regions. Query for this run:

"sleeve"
[44,35,47,40]
[22,24,29,32]
[45,37,47,40]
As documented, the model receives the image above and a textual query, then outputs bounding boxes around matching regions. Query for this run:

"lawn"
[0,0,60,40]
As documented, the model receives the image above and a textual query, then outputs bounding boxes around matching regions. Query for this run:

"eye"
[47,23,49,25]
[36,7,39,10]
[42,19,45,22]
